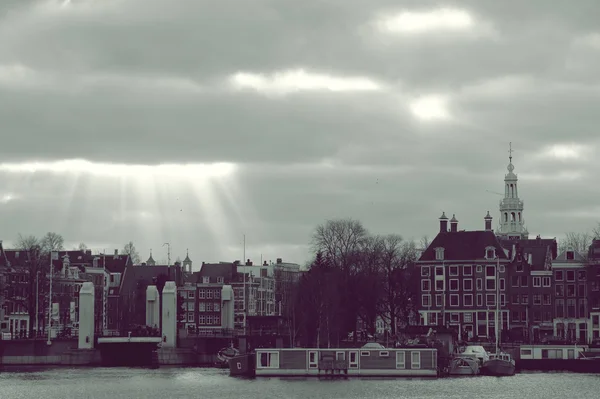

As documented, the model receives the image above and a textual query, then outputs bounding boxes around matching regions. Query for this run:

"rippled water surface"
[1,367,599,399]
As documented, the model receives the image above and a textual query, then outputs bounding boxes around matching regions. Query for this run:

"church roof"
[183,249,191,263]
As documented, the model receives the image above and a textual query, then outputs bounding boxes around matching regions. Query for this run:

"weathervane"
[508,142,513,163]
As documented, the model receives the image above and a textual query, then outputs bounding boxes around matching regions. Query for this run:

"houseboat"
[252,346,438,377]
[518,344,596,372]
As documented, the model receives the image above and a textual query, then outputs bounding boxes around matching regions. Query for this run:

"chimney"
[484,211,493,232]
[85,249,92,256]
[276,258,282,264]
[450,214,458,233]
[263,261,268,266]
[114,249,118,256]
[246,259,253,266]
[528,253,532,264]
[439,212,448,233]
[234,260,240,266]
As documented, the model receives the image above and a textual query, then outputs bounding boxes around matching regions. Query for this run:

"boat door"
[308,350,319,369]
[348,350,359,369]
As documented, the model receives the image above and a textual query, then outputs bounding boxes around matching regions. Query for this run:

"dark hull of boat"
[481,359,516,376]
[228,353,256,378]
[518,358,600,373]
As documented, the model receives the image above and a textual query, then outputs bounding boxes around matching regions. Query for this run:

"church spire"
[498,143,528,239]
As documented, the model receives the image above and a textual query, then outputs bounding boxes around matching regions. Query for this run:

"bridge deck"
[97,337,162,344]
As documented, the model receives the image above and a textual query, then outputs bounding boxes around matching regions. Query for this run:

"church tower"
[146,250,156,266]
[182,249,192,273]
[497,143,529,240]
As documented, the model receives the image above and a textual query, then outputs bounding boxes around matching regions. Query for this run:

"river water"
[0,367,599,399]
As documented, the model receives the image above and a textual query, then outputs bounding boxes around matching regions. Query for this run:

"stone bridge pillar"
[221,285,234,330]
[146,285,160,328]
[161,281,176,348]
[78,282,95,349]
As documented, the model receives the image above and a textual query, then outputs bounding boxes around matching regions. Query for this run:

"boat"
[461,345,489,365]
[448,355,480,376]
[518,344,600,372]
[215,346,240,368]
[480,257,516,377]
[228,352,256,377]
[250,345,438,377]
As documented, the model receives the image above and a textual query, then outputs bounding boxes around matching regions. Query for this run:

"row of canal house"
[417,212,600,344]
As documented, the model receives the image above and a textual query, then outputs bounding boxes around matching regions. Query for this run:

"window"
[198,315,205,325]
[207,290,214,299]
[309,351,319,368]
[522,294,528,304]
[500,294,506,306]
[379,351,389,357]
[486,265,496,278]
[360,351,370,357]
[422,295,431,307]
[555,270,564,281]
[567,299,576,318]
[203,276,210,284]
[486,279,496,291]
[477,294,483,307]
[435,266,444,276]
[476,265,483,273]
[499,265,505,273]
[578,270,586,281]
[578,299,587,318]
[567,284,575,297]
[206,303,213,312]
[450,313,460,323]
[421,279,431,291]
[435,280,445,291]
[485,248,495,259]
[217,277,224,284]
[543,294,551,305]
[533,277,541,287]
[421,266,430,277]
[512,311,520,322]
[486,294,496,307]
[578,284,586,297]
[428,313,438,325]
[435,294,443,307]
[396,351,405,369]
[567,271,575,282]
[198,302,205,312]
[511,276,519,287]
[533,294,542,305]
[187,312,194,322]
[500,278,505,291]
[435,248,445,260]
[214,303,220,312]
[476,278,483,290]
[512,294,520,304]
[520,276,528,287]
[464,294,473,307]
[449,279,459,291]
[464,312,473,323]
[556,299,565,318]
[411,352,421,369]
[542,277,551,287]
[463,279,473,291]
[199,289,206,299]
[258,351,280,368]
[449,266,459,276]
[188,291,195,299]
[449,294,459,307]
[556,284,564,297]
[566,251,575,260]
[349,352,358,368]
[463,265,473,276]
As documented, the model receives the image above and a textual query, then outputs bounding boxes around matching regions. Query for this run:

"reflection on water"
[0,367,599,399]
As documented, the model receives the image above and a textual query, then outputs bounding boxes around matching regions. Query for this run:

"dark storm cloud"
[1,0,600,264]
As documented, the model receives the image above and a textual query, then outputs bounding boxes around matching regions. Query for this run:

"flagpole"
[103,251,107,335]
[243,234,246,336]
[47,252,54,345]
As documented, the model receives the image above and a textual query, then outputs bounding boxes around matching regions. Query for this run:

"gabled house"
[417,212,510,340]
[500,236,557,343]
[552,247,589,343]
[588,239,600,341]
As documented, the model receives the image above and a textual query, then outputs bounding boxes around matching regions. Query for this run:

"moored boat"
[481,352,516,376]
[215,346,240,369]
[448,355,480,376]
[228,352,256,377]
[518,345,600,373]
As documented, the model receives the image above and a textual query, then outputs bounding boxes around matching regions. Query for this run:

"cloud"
[1,0,600,264]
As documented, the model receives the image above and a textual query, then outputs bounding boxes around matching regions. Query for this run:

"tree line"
[558,222,600,257]
[290,218,422,348]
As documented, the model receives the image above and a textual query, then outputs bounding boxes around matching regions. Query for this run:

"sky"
[1,0,600,268]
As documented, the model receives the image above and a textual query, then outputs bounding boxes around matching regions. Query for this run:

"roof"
[555,249,587,262]
[419,230,509,262]
[589,240,600,261]
[499,238,557,270]
[198,262,236,283]
[120,265,171,297]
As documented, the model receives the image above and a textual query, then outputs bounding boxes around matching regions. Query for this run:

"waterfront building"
[552,247,589,342]
[416,212,510,339]
[588,239,600,341]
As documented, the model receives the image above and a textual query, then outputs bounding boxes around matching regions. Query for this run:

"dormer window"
[566,248,575,260]
[217,277,224,284]
[202,276,210,284]
[93,257,99,268]
[434,247,445,261]
[485,247,496,259]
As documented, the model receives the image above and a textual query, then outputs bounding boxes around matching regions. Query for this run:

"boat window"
[379,351,389,357]
[520,349,532,356]
[360,351,370,357]
[258,351,279,368]
[336,351,345,361]
[308,351,318,369]
[349,351,359,368]
[396,351,406,369]
[411,351,421,369]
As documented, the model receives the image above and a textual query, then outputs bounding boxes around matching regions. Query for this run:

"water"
[0,367,599,399]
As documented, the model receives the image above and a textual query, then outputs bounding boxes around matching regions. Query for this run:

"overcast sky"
[1,0,599,268]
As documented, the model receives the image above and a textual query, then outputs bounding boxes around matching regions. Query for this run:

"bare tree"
[593,223,600,240]
[559,232,593,257]
[123,241,141,264]
[311,218,368,271]
[78,242,88,251]
[41,232,64,253]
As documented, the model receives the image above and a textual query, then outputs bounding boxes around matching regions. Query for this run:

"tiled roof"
[499,237,557,271]
[120,265,171,297]
[198,262,236,283]
[419,231,509,262]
